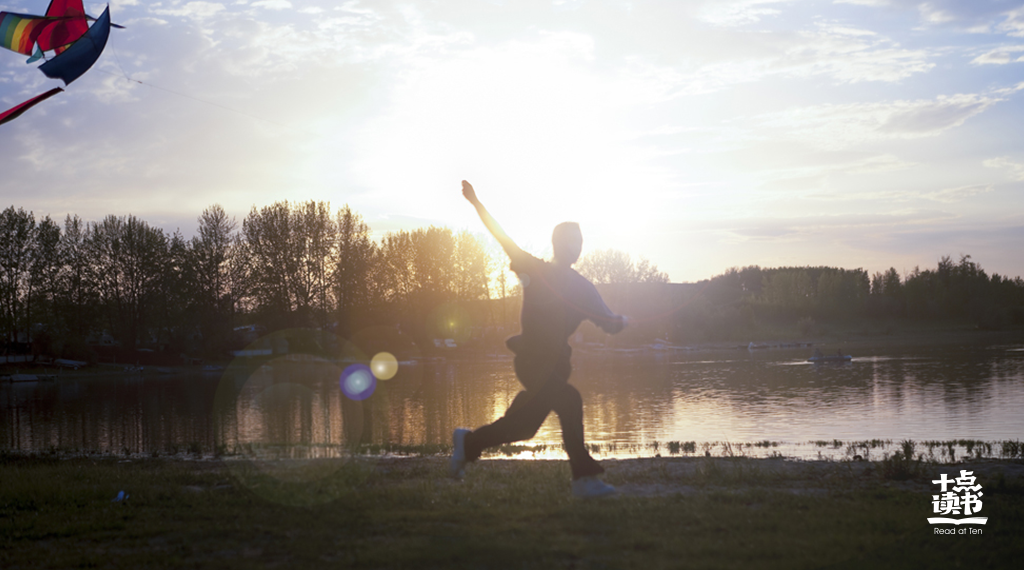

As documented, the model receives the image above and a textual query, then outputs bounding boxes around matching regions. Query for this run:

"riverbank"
[697,320,1024,352]
[2,454,1021,569]
[6,321,1022,382]
[0,362,228,381]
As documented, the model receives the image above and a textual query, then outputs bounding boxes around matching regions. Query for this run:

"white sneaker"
[572,475,617,498]
[449,428,470,479]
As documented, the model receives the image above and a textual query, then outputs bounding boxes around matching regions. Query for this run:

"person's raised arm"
[462,180,525,261]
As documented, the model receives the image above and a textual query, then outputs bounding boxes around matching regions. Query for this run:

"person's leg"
[462,355,557,461]
[551,383,604,480]
[463,388,552,461]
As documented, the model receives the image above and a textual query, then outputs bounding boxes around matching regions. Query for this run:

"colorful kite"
[0,1,114,126]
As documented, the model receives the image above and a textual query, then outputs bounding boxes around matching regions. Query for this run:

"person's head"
[552,222,583,266]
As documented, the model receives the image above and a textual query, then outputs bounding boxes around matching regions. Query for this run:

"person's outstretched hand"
[462,180,479,205]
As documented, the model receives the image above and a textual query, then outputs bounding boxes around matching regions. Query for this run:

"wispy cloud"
[921,184,995,203]
[252,0,293,10]
[995,6,1024,37]
[151,2,227,20]
[833,0,1024,36]
[700,0,786,27]
[971,45,1024,65]
[918,2,957,25]
[782,25,935,83]
[833,0,890,6]
[984,157,1024,181]
[723,209,959,241]
[748,92,1002,150]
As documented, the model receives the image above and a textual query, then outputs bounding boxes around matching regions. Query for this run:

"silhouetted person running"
[450,180,627,498]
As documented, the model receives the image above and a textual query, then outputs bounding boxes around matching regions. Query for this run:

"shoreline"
[2,453,1022,494]
[5,323,1022,381]
[4,434,1022,462]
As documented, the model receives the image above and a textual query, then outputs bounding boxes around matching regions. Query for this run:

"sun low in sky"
[2,0,1023,283]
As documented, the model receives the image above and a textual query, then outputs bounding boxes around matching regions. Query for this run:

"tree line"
[675,257,1024,340]
[0,203,669,362]
[6,199,1017,359]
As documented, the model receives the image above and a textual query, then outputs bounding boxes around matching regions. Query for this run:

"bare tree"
[293,200,334,327]
[372,230,416,307]
[241,200,336,328]
[193,205,236,310]
[27,215,62,341]
[88,215,168,347]
[577,248,667,284]
[453,230,490,301]
[0,207,36,344]
[333,205,375,333]
[56,214,96,344]
[186,204,245,351]
[242,202,297,327]
[412,226,456,296]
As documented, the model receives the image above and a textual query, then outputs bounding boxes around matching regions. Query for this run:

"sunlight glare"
[349,33,672,250]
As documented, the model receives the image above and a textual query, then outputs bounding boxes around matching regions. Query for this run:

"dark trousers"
[463,355,604,480]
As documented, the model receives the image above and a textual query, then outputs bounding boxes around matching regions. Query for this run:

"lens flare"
[370,352,399,380]
[214,331,376,507]
[340,364,376,400]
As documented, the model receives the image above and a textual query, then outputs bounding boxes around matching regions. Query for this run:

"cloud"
[996,6,1024,37]
[921,184,995,203]
[252,1,293,10]
[918,2,957,25]
[833,0,890,6]
[878,94,995,134]
[971,45,1024,65]
[608,22,935,106]
[984,156,1024,181]
[755,153,916,194]
[701,0,785,27]
[131,1,471,82]
[834,0,1024,36]
[722,209,959,242]
[151,2,227,20]
[749,92,1002,149]
[782,25,935,83]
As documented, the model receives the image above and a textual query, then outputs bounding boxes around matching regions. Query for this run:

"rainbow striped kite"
[1,1,115,127]
[0,0,88,60]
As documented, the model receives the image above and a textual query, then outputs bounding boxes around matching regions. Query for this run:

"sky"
[2,0,1023,284]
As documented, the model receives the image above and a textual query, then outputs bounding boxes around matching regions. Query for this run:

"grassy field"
[2,453,1022,569]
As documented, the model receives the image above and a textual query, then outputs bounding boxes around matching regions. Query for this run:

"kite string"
[108,39,132,83]
[102,45,312,134]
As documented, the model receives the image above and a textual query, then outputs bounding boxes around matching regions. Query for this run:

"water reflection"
[3,342,1023,460]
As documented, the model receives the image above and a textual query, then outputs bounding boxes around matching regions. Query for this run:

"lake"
[3,337,1024,461]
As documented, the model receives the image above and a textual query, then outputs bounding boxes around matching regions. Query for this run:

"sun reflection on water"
[2,343,1023,462]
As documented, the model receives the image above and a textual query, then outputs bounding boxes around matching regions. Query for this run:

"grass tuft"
[879,440,925,481]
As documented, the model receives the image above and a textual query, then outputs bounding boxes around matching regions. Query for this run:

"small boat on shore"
[808,355,852,363]
[54,359,87,370]
[808,349,852,363]
[4,373,56,382]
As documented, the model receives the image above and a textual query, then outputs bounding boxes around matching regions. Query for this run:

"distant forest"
[663,258,1024,342]
[1,202,1022,363]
